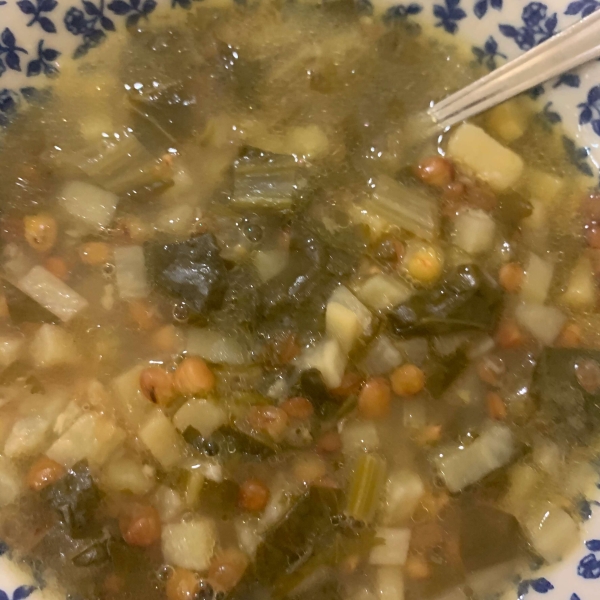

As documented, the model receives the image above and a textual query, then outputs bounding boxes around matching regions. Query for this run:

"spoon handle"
[429,9,600,130]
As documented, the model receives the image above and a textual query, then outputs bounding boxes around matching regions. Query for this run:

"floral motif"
[517,577,555,598]
[383,3,423,22]
[0,29,28,74]
[64,0,116,58]
[563,136,594,176]
[16,0,58,33]
[0,586,35,600]
[107,0,156,28]
[553,71,581,88]
[578,85,600,135]
[565,0,600,17]
[433,0,466,33]
[499,2,558,50]
[571,595,582,600]
[26,39,59,76]
[0,89,20,125]
[473,0,501,19]
[539,100,561,128]
[528,84,546,99]
[472,35,506,70]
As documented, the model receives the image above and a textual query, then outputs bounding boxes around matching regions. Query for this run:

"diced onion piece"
[447,123,524,191]
[173,399,227,437]
[114,246,149,299]
[561,255,597,310]
[30,324,79,368]
[162,518,217,571]
[522,502,579,563]
[253,249,289,282]
[360,335,403,376]
[0,456,21,507]
[326,302,362,353]
[356,274,412,312]
[186,329,249,366]
[383,470,424,525]
[101,456,155,495]
[17,266,89,322]
[452,209,496,255]
[0,334,25,369]
[46,412,126,468]
[341,420,380,454]
[434,424,515,493]
[59,180,118,229]
[515,302,566,346]
[330,285,373,336]
[298,338,347,388]
[520,253,554,305]
[139,410,186,469]
[369,528,411,566]
[376,567,405,600]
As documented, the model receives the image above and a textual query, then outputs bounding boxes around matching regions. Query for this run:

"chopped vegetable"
[383,470,424,525]
[30,324,79,368]
[520,253,554,305]
[114,246,150,299]
[138,410,186,469]
[388,265,502,337]
[162,517,217,571]
[484,99,529,143]
[173,399,227,437]
[360,335,403,377]
[253,249,289,282]
[446,123,524,191]
[186,328,249,365]
[346,453,387,524]
[561,255,597,310]
[514,302,566,345]
[356,274,413,312]
[452,209,496,255]
[326,301,362,352]
[329,285,373,336]
[376,566,405,600]
[341,420,380,454]
[59,180,119,230]
[183,424,278,458]
[17,266,89,322]
[433,424,516,493]
[369,527,410,565]
[298,338,347,388]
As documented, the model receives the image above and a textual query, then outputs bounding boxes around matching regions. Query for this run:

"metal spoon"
[428,9,600,131]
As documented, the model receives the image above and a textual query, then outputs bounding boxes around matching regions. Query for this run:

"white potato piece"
[101,455,155,495]
[369,528,411,566]
[515,302,566,346]
[114,246,149,299]
[525,169,565,203]
[376,567,405,600]
[47,412,125,468]
[162,518,217,571]
[341,420,380,454]
[452,209,496,255]
[447,123,524,191]
[298,338,347,388]
[0,334,25,369]
[356,274,412,312]
[326,302,362,352]
[253,249,288,282]
[18,266,88,322]
[520,253,554,305]
[383,470,424,525]
[173,399,227,437]
[139,410,186,469]
[561,255,597,310]
[30,324,78,368]
[112,364,154,431]
[59,180,118,229]
[0,456,21,507]
[186,329,249,366]
[485,100,528,143]
[330,285,373,335]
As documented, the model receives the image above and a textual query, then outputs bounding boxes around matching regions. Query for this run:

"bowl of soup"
[0,2,600,600]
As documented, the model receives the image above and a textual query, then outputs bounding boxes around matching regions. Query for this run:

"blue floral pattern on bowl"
[0,0,600,598]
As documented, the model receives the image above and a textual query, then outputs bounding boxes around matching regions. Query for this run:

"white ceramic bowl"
[1,1,600,599]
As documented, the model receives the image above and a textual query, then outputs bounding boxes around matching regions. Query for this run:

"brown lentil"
[26,456,66,491]
[139,366,175,406]
[498,262,524,294]
[174,356,215,396]
[166,568,199,600]
[358,378,391,419]
[486,392,507,421]
[43,256,69,281]
[247,405,289,440]
[208,548,249,593]
[119,503,161,547]
[496,319,525,349]
[238,478,270,512]
[414,156,454,187]
[280,396,314,420]
[24,213,57,253]
[317,430,342,453]
[79,241,112,266]
[390,364,425,396]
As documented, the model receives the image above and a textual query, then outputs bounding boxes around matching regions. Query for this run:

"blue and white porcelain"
[1,0,600,599]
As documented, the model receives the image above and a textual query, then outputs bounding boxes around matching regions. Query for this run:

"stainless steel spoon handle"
[428,9,600,130]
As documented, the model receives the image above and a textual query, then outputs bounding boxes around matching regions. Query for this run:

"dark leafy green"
[72,538,111,567]
[145,233,228,318]
[292,368,337,417]
[199,479,241,520]
[425,350,468,398]
[388,264,502,337]
[41,461,102,539]
[183,424,278,458]
[3,279,58,324]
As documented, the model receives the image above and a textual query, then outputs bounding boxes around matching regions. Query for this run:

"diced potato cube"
[101,455,155,495]
[356,274,412,312]
[369,528,411,566]
[485,100,528,143]
[18,266,88,322]
[341,420,380,454]
[326,302,362,352]
[298,338,347,388]
[153,485,184,522]
[30,324,78,368]
[561,255,597,310]
[155,204,195,235]
[329,285,373,335]
[173,399,227,437]
[452,209,496,255]
[0,456,21,507]
[383,470,424,525]
[59,180,118,229]
[112,365,154,430]
[253,250,289,282]
[0,334,25,369]
[139,410,185,469]
[520,253,554,305]
[376,566,405,600]
[515,302,566,345]
[114,246,149,299]
[525,169,565,203]
[5,416,52,458]
[447,123,524,191]
[46,412,126,468]
[162,518,217,571]
[286,125,330,160]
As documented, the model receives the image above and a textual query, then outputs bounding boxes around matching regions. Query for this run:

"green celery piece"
[345,453,387,524]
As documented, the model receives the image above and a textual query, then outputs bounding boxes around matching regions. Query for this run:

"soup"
[0,3,597,600]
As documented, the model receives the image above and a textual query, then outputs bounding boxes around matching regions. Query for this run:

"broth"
[0,3,597,600]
